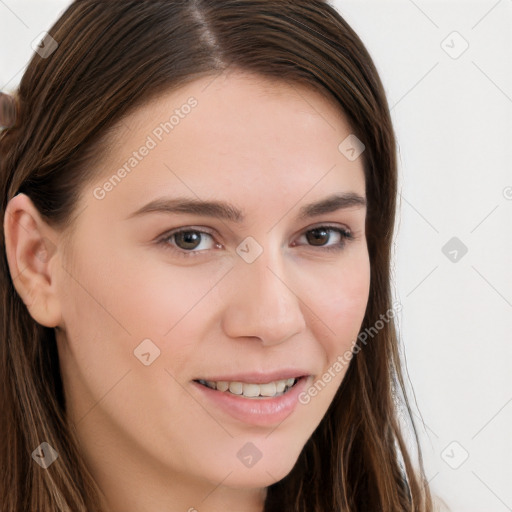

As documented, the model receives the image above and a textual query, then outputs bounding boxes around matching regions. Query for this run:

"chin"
[222,465,293,490]
[226,450,300,489]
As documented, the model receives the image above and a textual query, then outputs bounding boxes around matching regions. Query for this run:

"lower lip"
[191,376,311,427]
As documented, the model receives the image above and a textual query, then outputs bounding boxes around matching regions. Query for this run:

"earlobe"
[4,193,63,328]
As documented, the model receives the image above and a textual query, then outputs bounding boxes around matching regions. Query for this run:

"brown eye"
[296,226,353,252]
[306,227,331,246]
[159,228,217,258]
[158,225,353,260]
[174,230,204,250]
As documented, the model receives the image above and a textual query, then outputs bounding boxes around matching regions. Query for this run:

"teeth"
[228,382,243,395]
[198,378,298,398]
[242,383,260,397]
[259,381,276,396]
[216,381,229,392]
[275,380,286,393]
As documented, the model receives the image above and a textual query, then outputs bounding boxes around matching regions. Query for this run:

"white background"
[1,1,511,511]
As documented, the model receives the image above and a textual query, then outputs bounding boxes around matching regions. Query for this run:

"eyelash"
[157,224,354,259]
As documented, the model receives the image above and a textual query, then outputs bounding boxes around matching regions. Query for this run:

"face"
[51,70,370,504]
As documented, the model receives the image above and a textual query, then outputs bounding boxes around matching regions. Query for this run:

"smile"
[195,377,299,399]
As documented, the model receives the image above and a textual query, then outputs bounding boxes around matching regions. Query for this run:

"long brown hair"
[0,1,433,510]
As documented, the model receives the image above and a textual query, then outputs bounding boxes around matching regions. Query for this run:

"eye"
[157,224,354,258]
[293,225,354,252]
[158,227,218,258]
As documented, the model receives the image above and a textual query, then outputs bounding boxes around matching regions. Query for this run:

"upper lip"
[193,369,311,384]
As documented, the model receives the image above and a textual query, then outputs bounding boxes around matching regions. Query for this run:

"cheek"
[308,255,370,360]
[110,261,223,339]
[61,242,202,338]
[295,257,370,410]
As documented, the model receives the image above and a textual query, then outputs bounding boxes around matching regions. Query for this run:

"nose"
[221,247,307,346]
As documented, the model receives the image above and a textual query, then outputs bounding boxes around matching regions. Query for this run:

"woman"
[0,1,434,510]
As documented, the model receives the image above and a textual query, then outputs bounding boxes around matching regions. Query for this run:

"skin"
[5,69,370,512]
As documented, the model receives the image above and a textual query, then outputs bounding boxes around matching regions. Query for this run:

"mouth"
[191,374,312,426]
[193,376,305,400]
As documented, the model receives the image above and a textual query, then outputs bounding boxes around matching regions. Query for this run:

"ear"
[4,193,62,328]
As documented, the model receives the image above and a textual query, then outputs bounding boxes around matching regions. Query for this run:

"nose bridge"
[223,240,306,345]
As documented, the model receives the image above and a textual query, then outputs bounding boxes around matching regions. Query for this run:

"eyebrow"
[126,192,366,223]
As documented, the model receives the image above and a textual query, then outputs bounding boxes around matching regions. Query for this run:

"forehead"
[85,70,366,221]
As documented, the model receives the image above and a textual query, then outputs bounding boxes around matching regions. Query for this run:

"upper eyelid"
[158,223,353,247]
[160,222,352,239]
